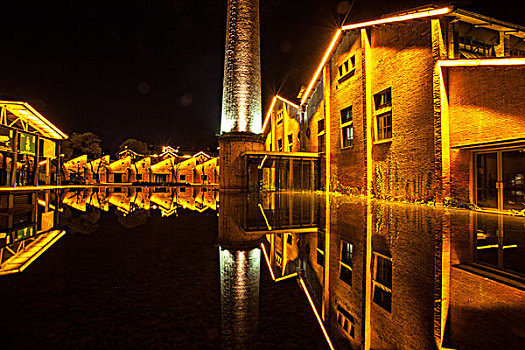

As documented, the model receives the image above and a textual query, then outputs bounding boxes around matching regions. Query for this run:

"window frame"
[340,106,354,149]
[276,110,284,125]
[337,54,356,84]
[339,240,353,286]
[317,119,326,153]
[336,304,356,339]
[372,251,392,313]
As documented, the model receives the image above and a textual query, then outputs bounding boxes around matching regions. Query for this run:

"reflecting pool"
[0,187,524,349]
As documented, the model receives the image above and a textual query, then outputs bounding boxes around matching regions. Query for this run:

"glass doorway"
[475,148,525,211]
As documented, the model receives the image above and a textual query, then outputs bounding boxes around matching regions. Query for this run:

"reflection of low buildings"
[0,190,65,275]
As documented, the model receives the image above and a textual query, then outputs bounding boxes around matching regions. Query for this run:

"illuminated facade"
[263,5,525,213]
[0,101,66,187]
[62,150,218,186]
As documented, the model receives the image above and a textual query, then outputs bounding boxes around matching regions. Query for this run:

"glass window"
[374,88,392,109]
[476,152,498,209]
[318,119,325,133]
[342,125,353,148]
[373,253,392,312]
[339,241,353,286]
[317,231,325,267]
[376,112,392,141]
[277,139,283,152]
[336,305,355,338]
[502,150,525,211]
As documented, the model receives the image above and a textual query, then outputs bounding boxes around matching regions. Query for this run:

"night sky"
[0,0,522,153]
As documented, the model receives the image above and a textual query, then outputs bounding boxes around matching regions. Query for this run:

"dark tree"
[118,139,150,155]
[62,132,103,160]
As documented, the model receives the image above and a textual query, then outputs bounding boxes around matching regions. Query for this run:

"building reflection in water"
[218,192,263,349]
[1,186,524,349]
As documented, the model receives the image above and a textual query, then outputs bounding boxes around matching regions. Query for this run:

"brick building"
[263,5,525,212]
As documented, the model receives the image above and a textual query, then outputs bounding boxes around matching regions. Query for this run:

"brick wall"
[448,66,525,147]
[369,20,436,201]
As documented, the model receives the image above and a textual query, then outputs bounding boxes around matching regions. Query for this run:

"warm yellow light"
[341,7,451,31]
[258,203,272,230]
[300,29,342,106]
[262,96,277,133]
[438,58,525,67]
[37,199,46,206]
[276,95,299,109]
[299,278,335,350]
[38,160,48,166]
[260,243,276,281]
[274,272,298,282]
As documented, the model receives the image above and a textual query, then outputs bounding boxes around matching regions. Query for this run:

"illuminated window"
[277,139,283,152]
[336,305,355,338]
[338,55,356,83]
[277,110,284,125]
[317,231,325,267]
[155,174,167,183]
[373,252,392,312]
[339,240,353,286]
[179,174,186,182]
[376,112,392,141]
[340,106,353,148]
[374,88,392,109]
[287,133,293,152]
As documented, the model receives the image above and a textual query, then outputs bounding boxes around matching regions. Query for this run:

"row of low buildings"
[262,5,525,213]
[62,146,219,186]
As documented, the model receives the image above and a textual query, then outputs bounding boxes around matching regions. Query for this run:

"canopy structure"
[0,101,67,140]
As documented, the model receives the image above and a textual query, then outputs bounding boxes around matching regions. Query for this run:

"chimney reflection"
[218,192,263,349]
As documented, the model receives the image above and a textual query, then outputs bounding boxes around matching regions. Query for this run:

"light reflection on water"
[0,187,524,349]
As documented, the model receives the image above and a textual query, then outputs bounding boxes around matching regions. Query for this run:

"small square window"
[180,174,187,182]
[136,173,143,181]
